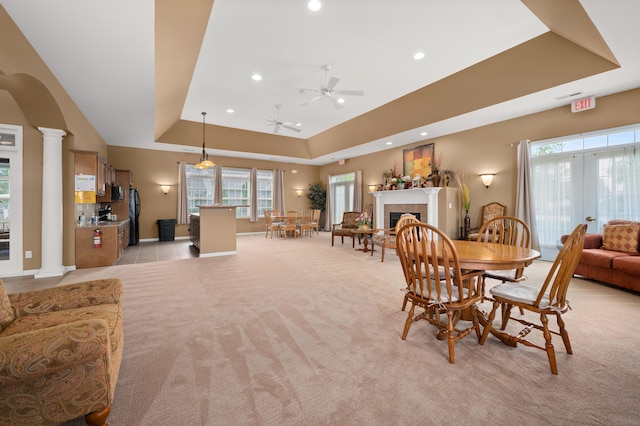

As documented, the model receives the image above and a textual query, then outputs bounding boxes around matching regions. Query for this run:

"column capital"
[37,127,67,138]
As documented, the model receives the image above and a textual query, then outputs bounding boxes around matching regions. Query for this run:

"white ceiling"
[2,0,640,165]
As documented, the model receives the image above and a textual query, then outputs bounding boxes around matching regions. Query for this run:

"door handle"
[585,216,596,222]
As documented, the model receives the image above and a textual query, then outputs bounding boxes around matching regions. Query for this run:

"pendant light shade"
[196,112,215,169]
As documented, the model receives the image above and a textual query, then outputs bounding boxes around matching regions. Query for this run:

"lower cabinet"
[75,221,130,268]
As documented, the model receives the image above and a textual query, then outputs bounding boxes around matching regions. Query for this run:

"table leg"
[476,308,518,347]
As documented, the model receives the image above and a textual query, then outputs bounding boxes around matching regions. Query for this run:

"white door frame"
[0,124,23,277]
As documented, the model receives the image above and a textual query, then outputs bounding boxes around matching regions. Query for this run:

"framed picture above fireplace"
[403,143,434,178]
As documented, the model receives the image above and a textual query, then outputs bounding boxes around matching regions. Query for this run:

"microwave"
[111,185,124,201]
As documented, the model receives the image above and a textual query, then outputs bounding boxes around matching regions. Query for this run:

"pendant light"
[195,112,215,169]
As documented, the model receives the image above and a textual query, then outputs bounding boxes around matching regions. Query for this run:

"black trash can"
[158,219,176,241]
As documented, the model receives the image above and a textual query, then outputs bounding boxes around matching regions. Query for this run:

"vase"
[464,211,471,240]
[431,174,441,187]
[358,224,370,230]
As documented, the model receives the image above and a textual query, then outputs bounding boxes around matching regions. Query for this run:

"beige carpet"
[60,233,640,425]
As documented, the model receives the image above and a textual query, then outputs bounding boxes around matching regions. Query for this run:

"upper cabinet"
[73,151,108,196]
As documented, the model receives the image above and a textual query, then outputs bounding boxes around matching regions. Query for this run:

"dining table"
[434,239,541,346]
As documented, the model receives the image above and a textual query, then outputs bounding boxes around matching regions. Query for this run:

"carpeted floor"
[53,232,640,425]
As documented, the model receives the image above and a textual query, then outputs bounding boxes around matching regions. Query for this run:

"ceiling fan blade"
[282,124,301,133]
[336,90,364,96]
[302,95,321,106]
[273,125,281,134]
[296,86,321,93]
[326,76,340,90]
[328,96,343,109]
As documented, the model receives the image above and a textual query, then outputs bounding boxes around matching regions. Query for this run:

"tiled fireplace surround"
[373,188,440,230]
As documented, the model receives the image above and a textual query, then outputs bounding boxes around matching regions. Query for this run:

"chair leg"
[447,310,456,364]
[479,300,499,345]
[85,405,110,426]
[381,245,385,262]
[401,293,408,311]
[401,304,415,340]
[540,313,558,375]
[557,314,573,354]
[500,303,513,330]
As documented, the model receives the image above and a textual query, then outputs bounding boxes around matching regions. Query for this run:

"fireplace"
[389,212,421,228]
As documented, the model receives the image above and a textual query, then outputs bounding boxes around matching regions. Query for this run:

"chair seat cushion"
[483,269,522,282]
[333,228,355,236]
[489,282,551,308]
[580,248,630,268]
[410,281,465,303]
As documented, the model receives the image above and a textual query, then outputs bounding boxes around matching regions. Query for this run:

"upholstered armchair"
[467,202,506,241]
[331,211,360,247]
[0,278,124,426]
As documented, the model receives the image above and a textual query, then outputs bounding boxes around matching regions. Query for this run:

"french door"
[0,125,23,277]
[532,144,640,260]
[330,173,355,224]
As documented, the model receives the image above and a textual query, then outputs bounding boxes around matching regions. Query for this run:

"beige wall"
[106,146,321,239]
[320,88,640,231]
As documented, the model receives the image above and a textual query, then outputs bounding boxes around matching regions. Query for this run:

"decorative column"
[35,127,66,278]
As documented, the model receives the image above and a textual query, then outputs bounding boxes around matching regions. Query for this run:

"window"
[186,164,214,214]
[530,124,640,259]
[221,168,250,218]
[256,170,274,217]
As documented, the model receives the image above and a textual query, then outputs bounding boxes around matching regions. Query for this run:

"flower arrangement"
[392,175,411,186]
[429,153,443,175]
[356,212,372,229]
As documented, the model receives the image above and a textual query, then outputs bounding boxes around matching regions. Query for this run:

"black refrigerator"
[129,188,141,245]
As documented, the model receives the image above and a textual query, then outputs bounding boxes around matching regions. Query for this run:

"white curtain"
[273,170,285,212]
[515,141,539,250]
[177,161,189,224]
[249,167,258,222]
[326,174,333,231]
[214,164,223,205]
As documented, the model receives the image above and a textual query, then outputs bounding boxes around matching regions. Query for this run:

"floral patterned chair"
[331,211,361,247]
[467,202,506,241]
[0,278,123,426]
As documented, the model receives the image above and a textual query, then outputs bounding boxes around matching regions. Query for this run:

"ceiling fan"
[258,104,301,134]
[297,65,364,109]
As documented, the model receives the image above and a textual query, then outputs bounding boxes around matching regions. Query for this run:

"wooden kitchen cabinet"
[73,151,108,196]
[75,220,130,268]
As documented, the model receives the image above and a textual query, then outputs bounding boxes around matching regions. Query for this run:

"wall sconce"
[160,185,171,195]
[479,174,496,188]
[368,184,377,193]
[295,188,303,197]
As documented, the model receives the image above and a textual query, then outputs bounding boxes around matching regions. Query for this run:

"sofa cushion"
[0,280,15,331]
[601,223,640,253]
[612,256,640,275]
[579,248,630,269]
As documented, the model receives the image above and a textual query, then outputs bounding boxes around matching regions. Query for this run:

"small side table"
[352,229,374,253]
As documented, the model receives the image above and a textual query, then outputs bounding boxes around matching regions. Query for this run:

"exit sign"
[571,96,596,113]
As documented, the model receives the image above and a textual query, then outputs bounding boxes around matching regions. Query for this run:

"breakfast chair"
[476,216,531,320]
[479,223,587,374]
[264,210,282,239]
[331,211,360,247]
[396,221,484,364]
[310,209,321,235]
[297,210,314,238]
[280,211,299,239]
[467,202,506,241]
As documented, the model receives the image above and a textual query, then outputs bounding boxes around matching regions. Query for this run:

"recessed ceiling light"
[420,131,428,136]
[386,141,393,145]
[308,0,321,12]
[295,123,302,127]
[413,52,425,60]
[226,109,234,113]
[251,73,262,81]
[337,98,345,104]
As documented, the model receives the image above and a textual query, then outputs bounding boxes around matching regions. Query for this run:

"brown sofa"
[561,220,640,293]
[0,278,123,426]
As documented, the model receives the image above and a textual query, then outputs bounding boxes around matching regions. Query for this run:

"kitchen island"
[75,220,130,268]
[190,206,237,257]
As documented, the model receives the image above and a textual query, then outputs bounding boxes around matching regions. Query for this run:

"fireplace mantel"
[372,187,460,238]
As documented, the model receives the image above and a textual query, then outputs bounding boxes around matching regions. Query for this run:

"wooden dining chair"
[476,216,531,318]
[263,210,281,239]
[479,223,587,374]
[297,210,313,238]
[310,209,321,235]
[396,221,484,364]
[279,211,298,239]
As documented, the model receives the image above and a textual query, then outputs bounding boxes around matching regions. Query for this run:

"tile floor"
[3,238,197,293]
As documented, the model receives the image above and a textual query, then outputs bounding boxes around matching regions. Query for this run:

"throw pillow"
[0,279,15,330]
[602,223,640,254]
